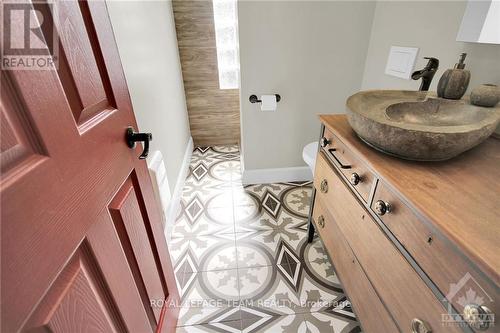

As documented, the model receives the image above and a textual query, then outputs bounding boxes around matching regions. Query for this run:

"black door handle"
[126,127,152,160]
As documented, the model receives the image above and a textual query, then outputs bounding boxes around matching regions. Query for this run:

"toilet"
[302,142,318,176]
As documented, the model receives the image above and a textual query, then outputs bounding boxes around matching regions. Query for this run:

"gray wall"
[362,1,500,92]
[107,1,191,193]
[238,1,376,170]
[361,1,500,133]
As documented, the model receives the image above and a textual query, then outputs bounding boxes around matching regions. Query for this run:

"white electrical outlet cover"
[385,46,419,80]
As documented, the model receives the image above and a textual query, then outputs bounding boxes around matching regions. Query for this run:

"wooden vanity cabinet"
[371,181,500,323]
[312,197,399,333]
[311,115,500,333]
[314,152,462,333]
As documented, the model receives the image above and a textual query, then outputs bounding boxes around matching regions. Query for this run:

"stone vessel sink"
[346,90,500,161]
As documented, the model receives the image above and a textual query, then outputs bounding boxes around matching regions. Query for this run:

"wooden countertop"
[320,114,500,284]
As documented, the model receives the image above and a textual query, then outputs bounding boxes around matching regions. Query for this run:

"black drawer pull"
[328,148,351,169]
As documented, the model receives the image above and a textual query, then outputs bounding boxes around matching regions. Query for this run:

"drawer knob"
[374,200,392,216]
[411,318,432,333]
[320,179,328,193]
[320,137,331,148]
[463,304,493,331]
[317,215,325,228]
[349,172,361,186]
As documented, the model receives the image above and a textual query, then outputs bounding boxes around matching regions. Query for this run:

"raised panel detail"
[0,72,46,179]
[109,175,165,322]
[25,243,125,332]
[53,0,116,127]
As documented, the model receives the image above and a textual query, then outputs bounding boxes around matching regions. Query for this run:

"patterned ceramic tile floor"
[169,145,362,333]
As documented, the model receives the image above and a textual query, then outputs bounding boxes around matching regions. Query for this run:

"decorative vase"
[437,53,470,100]
[470,84,500,107]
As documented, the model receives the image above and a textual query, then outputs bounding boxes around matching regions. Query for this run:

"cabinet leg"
[307,188,316,243]
[307,220,315,243]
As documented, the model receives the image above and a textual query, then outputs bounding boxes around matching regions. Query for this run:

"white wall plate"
[385,46,419,79]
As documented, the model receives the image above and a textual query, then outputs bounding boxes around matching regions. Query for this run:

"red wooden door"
[1,1,179,332]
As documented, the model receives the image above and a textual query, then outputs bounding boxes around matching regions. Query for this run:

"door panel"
[109,174,166,322]
[53,0,116,126]
[86,208,154,332]
[0,73,47,176]
[25,243,125,333]
[1,1,179,332]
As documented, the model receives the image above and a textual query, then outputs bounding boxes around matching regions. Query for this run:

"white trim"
[147,150,171,228]
[164,136,193,240]
[242,166,312,185]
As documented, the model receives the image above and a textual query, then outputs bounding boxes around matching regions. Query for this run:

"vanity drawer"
[372,180,500,329]
[314,152,462,333]
[321,127,374,203]
[312,196,399,333]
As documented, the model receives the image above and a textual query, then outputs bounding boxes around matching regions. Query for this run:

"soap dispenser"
[437,53,471,99]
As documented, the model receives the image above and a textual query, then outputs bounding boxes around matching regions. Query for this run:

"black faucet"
[411,57,439,91]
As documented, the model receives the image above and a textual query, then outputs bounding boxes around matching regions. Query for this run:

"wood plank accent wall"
[172,0,240,146]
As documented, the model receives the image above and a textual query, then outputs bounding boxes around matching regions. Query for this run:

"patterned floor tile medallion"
[171,146,361,332]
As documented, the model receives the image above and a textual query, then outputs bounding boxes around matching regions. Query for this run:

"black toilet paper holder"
[249,94,281,104]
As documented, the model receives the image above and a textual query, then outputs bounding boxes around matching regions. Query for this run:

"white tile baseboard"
[164,136,193,240]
